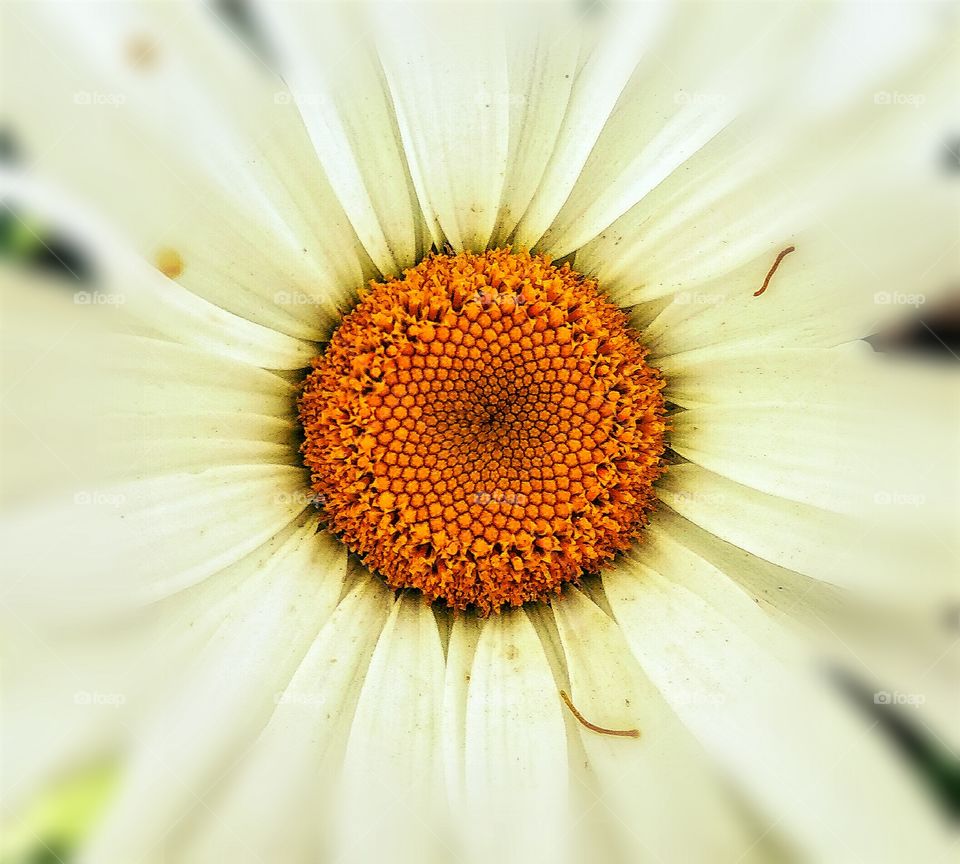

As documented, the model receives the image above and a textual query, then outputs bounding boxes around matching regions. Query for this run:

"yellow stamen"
[298,249,667,615]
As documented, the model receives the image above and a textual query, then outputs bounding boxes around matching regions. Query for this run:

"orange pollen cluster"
[298,249,667,615]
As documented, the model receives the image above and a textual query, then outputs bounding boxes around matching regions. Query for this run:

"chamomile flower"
[1,2,958,864]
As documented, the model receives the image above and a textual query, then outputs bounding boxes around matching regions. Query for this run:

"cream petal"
[0,622,146,820]
[375,5,510,252]
[578,8,951,292]
[1,464,311,620]
[175,575,393,864]
[604,539,954,863]
[463,610,569,864]
[662,344,958,539]
[512,2,668,251]
[488,14,579,247]
[336,594,446,864]
[634,235,880,355]
[0,168,319,370]
[77,521,347,864]
[521,605,632,864]
[253,2,425,274]
[441,615,483,819]
[656,465,955,605]
[657,464,877,591]
[658,343,877,409]
[1,519,342,822]
[553,586,762,864]
[654,509,960,758]
[648,508,854,633]
[5,2,369,339]
[669,400,904,516]
[547,2,947,263]
[536,1,791,260]
[636,210,955,358]
[118,262,320,370]
[524,602,637,864]
[102,335,299,419]
[104,412,299,476]
[1,263,121,504]
[576,7,955,346]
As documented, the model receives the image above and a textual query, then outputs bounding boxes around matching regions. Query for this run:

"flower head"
[299,249,667,612]
[1,2,957,863]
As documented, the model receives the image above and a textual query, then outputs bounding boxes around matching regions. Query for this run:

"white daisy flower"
[1,2,958,863]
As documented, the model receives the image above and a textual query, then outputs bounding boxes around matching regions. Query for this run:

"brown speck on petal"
[126,34,159,70]
[154,247,183,279]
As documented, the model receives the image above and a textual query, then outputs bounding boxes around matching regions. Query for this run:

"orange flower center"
[298,249,667,614]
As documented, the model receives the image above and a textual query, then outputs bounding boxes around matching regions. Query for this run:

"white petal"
[337,594,446,864]
[78,521,347,864]
[536,1,784,259]
[463,610,569,864]
[575,6,955,344]
[1,265,120,504]
[376,5,509,252]
[175,575,393,864]
[5,2,368,339]
[0,168,319,370]
[1,464,311,620]
[604,537,954,863]
[102,335,298,418]
[512,2,668,251]
[104,412,299,476]
[489,13,579,247]
[441,615,483,818]
[657,464,876,591]
[661,345,958,537]
[2,324,302,525]
[653,508,960,758]
[656,465,957,605]
[635,216,953,358]
[0,622,143,819]
[254,2,425,274]
[669,400,897,515]
[658,343,876,409]
[1,520,346,823]
[553,586,756,863]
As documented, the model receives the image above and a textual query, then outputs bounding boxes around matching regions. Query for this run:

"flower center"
[298,249,667,614]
